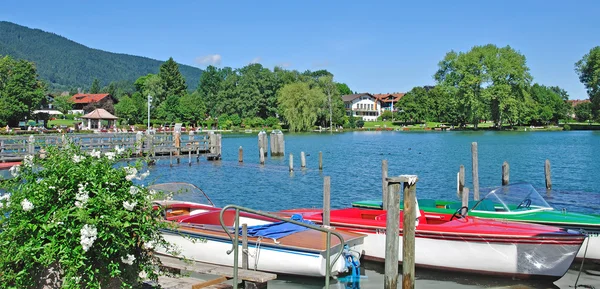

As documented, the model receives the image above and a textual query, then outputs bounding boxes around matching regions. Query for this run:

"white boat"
[149,183,365,277]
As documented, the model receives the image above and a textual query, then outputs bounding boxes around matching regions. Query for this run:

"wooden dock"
[0,132,222,163]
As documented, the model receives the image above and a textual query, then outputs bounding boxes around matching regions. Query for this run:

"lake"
[148,130,600,288]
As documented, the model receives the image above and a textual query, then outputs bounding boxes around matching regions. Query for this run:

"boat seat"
[447,200,496,212]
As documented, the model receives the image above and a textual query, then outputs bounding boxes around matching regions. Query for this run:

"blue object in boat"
[241,214,314,240]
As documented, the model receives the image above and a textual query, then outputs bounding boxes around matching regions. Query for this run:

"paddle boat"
[278,206,586,280]
[149,183,365,278]
[352,182,600,261]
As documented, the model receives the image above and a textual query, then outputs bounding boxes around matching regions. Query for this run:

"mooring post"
[169,151,173,167]
[238,146,243,163]
[300,151,306,168]
[135,131,143,156]
[545,159,552,193]
[399,175,418,289]
[471,142,480,201]
[289,153,293,172]
[382,160,388,209]
[188,150,191,166]
[319,151,323,170]
[258,131,268,158]
[462,187,470,216]
[323,176,331,227]
[502,161,510,186]
[458,165,465,198]
[242,223,249,270]
[174,131,181,157]
[384,176,401,289]
[259,147,265,165]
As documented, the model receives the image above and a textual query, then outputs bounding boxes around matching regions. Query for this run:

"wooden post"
[135,131,143,156]
[382,160,388,209]
[300,151,306,168]
[318,151,323,170]
[259,147,265,165]
[238,146,243,163]
[258,131,268,157]
[174,131,181,156]
[461,187,470,216]
[169,150,173,167]
[396,175,419,289]
[188,150,192,166]
[28,135,35,154]
[289,153,293,172]
[323,176,331,227]
[242,223,249,270]
[471,142,479,201]
[502,161,509,186]
[384,177,401,289]
[270,131,285,156]
[458,165,465,198]
[545,159,552,192]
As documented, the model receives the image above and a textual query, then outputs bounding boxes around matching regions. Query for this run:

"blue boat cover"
[241,214,315,240]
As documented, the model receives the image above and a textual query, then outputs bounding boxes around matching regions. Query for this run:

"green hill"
[0,21,202,91]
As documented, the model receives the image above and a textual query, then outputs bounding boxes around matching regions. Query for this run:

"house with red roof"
[342,93,383,121]
[373,92,405,112]
[69,93,117,114]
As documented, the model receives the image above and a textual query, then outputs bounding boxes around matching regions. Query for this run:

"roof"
[567,99,591,107]
[70,93,111,104]
[373,92,405,103]
[81,108,118,120]
[341,93,376,102]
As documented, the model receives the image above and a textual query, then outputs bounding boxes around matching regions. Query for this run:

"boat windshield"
[472,183,552,212]
[147,182,215,206]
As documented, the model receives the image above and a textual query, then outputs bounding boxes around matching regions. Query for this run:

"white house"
[342,93,383,121]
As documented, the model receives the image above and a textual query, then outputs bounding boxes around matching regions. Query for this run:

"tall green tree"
[89,78,100,94]
[317,76,345,129]
[529,84,569,124]
[114,95,139,125]
[0,56,46,126]
[52,94,73,115]
[574,102,593,122]
[575,46,600,118]
[179,91,206,126]
[336,83,352,95]
[197,65,223,117]
[277,82,325,132]
[158,57,187,102]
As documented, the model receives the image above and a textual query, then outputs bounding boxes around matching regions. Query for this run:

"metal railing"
[219,205,345,288]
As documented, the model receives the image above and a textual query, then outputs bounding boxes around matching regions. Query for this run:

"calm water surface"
[148,131,600,288]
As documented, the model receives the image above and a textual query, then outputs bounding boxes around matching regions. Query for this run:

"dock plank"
[158,255,276,283]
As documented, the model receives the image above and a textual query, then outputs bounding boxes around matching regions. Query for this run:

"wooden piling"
[300,151,306,168]
[242,223,249,270]
[259,148,265,165]
[318,151,323,170]
[382,160,389,209]
[174,131,181,156]
[170,151,173,167]
[136,132,143,156]
[323,176,331,227]
[288,153,293,172]
[238,146,244,163]
[270,131,285,156]
[400,176,418,289]
[28,135,34,154]
[502,161,509,186]
[188,150,192,166]
[471,142,480,201]
[461,188,470,216]
[458,165,465,198]
[257,131,268,157]
[545,159,552,192]
[384,177,401,289]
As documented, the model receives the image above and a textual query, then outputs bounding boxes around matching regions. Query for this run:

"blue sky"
[1,0,598,99]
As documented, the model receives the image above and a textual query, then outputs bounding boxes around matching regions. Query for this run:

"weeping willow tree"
[277,82,326,132]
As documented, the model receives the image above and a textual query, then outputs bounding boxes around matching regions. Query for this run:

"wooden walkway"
[0,132,222,163]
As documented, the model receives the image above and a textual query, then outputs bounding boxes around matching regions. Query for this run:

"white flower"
[124,167,138,181]
[0,194,9,201]
[121,254,136,265]
[139,270,148,279]
[138,170,150,180]
[89,149,101,158]
[21,199,34,212]
[149,190,157,196]
[143,241,155,250]
[9,165,20,177]
[115,145,125,155]
[23,155,34,167]
[129,186,140,196]
[104,151,116,160]
[123,200,137,211]
[72,155,85,163]
[80,224,97,252]
[48,186,56,190]
[71,276,81,284]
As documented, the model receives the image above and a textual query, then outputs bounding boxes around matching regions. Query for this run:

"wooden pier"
[0,132,222,163]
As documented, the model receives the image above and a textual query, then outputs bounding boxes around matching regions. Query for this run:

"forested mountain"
[0,21,201,91]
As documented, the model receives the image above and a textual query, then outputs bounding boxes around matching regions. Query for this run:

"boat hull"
[158,229,360,277]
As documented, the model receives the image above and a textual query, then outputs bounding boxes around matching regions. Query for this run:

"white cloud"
[250,57,261,64]
[195,54,222,66]
[276,62,292,68]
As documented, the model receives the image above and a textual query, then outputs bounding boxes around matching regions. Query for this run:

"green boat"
[352,182,600,261]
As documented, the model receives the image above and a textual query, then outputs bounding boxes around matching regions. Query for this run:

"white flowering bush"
[0,144,178,288]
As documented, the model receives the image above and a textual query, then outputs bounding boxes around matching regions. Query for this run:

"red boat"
[278,207,585,280]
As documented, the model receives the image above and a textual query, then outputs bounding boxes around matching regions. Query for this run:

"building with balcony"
[374,92,405,112]
[342,93,383,121]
